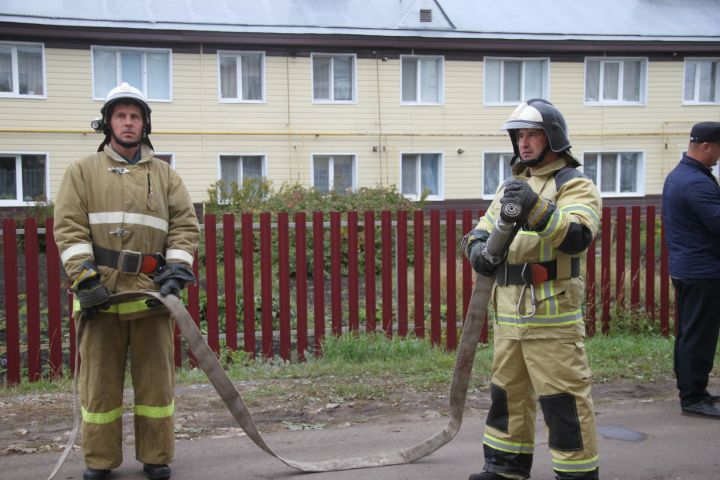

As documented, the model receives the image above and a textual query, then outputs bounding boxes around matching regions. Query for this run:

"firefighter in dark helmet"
[462,99,601,480]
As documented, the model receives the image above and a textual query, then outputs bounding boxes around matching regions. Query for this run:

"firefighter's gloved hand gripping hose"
[48,201,524,478]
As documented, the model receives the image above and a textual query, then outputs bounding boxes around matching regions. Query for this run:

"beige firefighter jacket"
[475,156,601,340]
[54,144,200,307]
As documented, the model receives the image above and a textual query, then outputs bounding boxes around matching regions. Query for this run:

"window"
[401,153,443,200]
[684,58,719,104]
[312,54,356,102]
[218,51,264,102]
[585,57,646,104]
[401,55,443,104]
[0,153,48,205]
[92,46,171,101]
[583,152,643,196]
[312,155,356,193]
[483,153,514,196]
[219,155,265,194]
[155,153,175,169]
[0,42,45,97]
[484,58,548,104]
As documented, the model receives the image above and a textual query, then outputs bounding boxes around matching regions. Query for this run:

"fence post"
[260,212,273,359]
[363,211,376,334]
[413,210,425,338]
[461,210,472,320]
[2,219,20,385]
[295,212,308,360]
[45,217,63,378]
[381,211,393,338]
[616,206,626,309]
[278,212,291,361]
[645,206,656,320]
[330,212,343,336]
[660,221,670,336]
[601,207,612,334]
[430,210,441,346]
[24,218,41,382]
[241,213,255,358]
[313,211,325,355]
[205,214,220,356]
[630,206,641,310]
[396,210,408,337]
[187,251,201,367]
[445,210,457,351]
[223,213,238,352]
[347,211,359,333]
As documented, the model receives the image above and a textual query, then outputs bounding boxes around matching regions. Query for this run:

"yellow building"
[1,0,719,211]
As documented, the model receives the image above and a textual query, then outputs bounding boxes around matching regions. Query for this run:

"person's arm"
[688,179,720,236]
[543,177,602,255]
[53,162,93,280]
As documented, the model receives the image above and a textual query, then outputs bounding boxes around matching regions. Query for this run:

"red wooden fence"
[0,207,675,385]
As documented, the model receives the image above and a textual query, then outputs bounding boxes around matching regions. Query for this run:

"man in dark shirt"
[662,121,720,420]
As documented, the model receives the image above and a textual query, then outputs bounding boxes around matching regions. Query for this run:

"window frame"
[0,151,50,206]
[310,153,358,193]
[581,150,645,197]
[482,151,515,199]
[217,50,266,103]
[217,153,267,185]
[91,45,173,102]
[399,151,444,201]
[310,53,357,104]
[583,57,648,106]
[155,153,175,169]
[400,54,445,105]
[0,41,47,99]
[683,57,720,105]
[483,57,550,106]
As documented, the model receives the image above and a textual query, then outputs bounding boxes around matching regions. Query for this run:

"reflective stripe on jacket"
[476,157,602,339]
[54,144,200,297]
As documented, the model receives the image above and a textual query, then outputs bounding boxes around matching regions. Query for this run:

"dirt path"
[0,376,678,456]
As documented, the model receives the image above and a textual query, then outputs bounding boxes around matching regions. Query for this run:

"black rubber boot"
[83,468,111,480]
[469,472,509,480]
[143,463,171,480]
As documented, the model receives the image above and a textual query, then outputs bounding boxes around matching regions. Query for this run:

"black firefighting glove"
[461,228,497,277]
[154,262,196,297]
[500,179,555,232]
[71,260,111,318]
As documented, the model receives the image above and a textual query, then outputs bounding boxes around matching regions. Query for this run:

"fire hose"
[48,201,523,478]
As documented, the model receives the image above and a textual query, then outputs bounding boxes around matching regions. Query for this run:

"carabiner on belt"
[516,263,537,319]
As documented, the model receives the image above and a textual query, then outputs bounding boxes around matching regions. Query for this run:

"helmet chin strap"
[513,145,551,168]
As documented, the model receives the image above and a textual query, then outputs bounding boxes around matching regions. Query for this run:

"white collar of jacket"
[103,144,156,165]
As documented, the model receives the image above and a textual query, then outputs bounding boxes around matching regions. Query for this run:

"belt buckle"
[118,249,143,274]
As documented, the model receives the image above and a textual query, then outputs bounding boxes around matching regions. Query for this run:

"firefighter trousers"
[482,336,599,479]
[78,309,175,470]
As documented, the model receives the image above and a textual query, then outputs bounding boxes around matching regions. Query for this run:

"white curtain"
[333,155,353,192]
[586,61,600,102]
[620,152,638,193]
[219,55,238,99]
[420,153,439,196]
[333,56,352,101]
[313,155,330,192]
[242,156,263,179]
[313,56,330,100]
[485,59,500,102]
[120,52,143,91]
[401,155,418,195]
[17,47,44,95]
[0,48,12,92]
[524,60,545,99]
[93,49,116,98]
[0,156,16,199]
[241,53,262,100]
[602,63,620,101]
[420,58,439,103]
[684,62,697,102]
[402,58,417,102]
[147,52,170,100]
[600,153,617,192]
[503,61,521,102]
[698,60,717,102]
[622,60,640,101]
[21,154,46,200]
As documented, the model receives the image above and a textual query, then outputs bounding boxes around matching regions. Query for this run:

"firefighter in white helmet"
[462,99,602,480]
[54,82,200,480]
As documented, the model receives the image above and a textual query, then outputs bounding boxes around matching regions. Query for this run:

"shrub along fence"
[1,206,675,386]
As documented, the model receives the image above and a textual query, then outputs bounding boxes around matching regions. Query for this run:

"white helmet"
[94,82,152,151]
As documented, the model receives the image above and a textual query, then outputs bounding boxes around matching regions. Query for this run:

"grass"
[2,332,718,399]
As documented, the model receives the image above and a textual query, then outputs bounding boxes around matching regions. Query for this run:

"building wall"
[1,44,719,207]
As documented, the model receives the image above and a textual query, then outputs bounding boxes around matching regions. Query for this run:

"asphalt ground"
[3,386,720,480]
